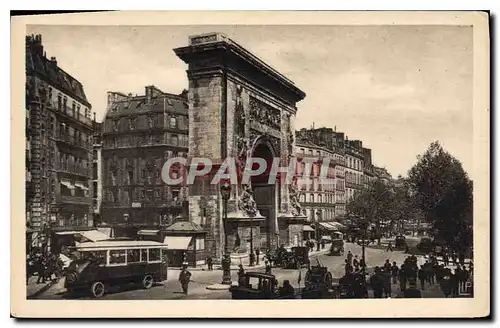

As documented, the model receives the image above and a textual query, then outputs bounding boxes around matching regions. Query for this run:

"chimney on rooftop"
[49,56,57,66]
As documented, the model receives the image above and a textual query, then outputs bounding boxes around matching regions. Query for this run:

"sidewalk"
[26,275,60,299]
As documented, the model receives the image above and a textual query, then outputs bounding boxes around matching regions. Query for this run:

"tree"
[408,141,473,251]
[347,179,396,244]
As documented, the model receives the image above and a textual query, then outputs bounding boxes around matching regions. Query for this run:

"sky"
[26,25,473,178]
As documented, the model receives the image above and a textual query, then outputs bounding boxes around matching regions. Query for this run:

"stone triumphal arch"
[174,33,307,259]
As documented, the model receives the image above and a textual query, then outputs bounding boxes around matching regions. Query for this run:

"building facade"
[344,139,364,202]
[294,127,347,223]
[101,86,190,236]
[92,121,103,224]
[26,34,95,250]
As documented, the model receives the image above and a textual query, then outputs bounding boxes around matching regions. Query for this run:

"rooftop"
[26,34,90,108]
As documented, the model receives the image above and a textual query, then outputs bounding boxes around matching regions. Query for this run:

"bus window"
[140,249,148,262]
[127,249,140,263]
[81,251,106,264]
[109,250,126,265]
[149,248,161,262]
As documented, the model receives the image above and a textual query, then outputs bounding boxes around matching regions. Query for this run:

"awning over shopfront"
[74,182,89,191]
[302,225,315,232]
[329,222,346,230]
[319,222,336,230]
[163,236,192,250]
[55,231,80,236]
[138,229,160,236]
[60,181,75,189]
[78,230,109,242]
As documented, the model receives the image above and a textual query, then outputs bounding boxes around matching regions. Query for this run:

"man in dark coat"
[399,262,408,292]
[237,264,246,287]
[279,280,295,299]
[206,256,213,271]
[418,265,426,290]
[255,249,260,265]
[369,267,384,298]
[404,280,422,298]
[391,261,399,284]
[178,264,192,295]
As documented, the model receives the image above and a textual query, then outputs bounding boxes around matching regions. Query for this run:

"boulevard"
[35,242,427,300]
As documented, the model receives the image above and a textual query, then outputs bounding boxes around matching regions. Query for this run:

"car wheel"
[90,281,105,298]
[142,275,154,289]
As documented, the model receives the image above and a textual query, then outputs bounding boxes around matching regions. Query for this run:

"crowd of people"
[338,250,474,299]
[26,250,65,284]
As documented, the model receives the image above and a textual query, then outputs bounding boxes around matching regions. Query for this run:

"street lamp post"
[316,211,321,251]
[249,213,255,266]
[220,182,232,285]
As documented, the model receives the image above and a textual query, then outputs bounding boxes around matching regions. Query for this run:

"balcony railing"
[53,132,92,150]
[55,164,91,177]
[52,102,93,127]
[60,195,92,204]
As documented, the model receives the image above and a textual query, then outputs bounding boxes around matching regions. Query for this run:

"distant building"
[26,34,95,251]
[101,86,189,237]
[374,166,392,183]
[344,139,364,201]
[295,127,346,230]
[362,147,375,187]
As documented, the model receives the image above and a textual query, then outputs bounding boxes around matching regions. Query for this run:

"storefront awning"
[329,222,345,230]
[55,231,80,235]
[138,229,160,236]
[75,182,89,190]
[319,222,335,230]
[60,181,75,189]
[303,225,315,232]
[78,230,109,242]
[163,236,192,250]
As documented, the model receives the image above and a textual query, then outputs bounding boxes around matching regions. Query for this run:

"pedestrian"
[399,263,407,292]
[346,251,353,265]
[353,255,359,268]
[424,261,433,286]
[321,239,326,250]
[36,254,46,284]
[369,267,384,298]
[265,259,272,274]
[458,251,465,267]
[178,264,192,295]
[206,256,213,271]
[278,280,295,299]
[255,249,260,265]
[383,268,392,298]
[391,261,399,284]
[237,264,246,287]
[418,265,426,290]
[383,259,391,272]
[403,280,422,298]
[443,252,449,267]
[386,241,394,252]
[440,268,452,298]
[450,269,459,297]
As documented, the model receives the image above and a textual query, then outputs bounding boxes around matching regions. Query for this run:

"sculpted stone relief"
[288,182,303,217]
[249,97,281,130]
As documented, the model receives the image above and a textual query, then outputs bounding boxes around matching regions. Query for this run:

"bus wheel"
[142,275,154,289]
[90,281,105,298]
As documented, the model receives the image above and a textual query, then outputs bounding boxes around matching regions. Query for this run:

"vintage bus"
[64,239,169,298]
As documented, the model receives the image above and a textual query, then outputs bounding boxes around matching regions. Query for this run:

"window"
[148,248,161,262]
[129,117,136,130]
[58,94,62,111]
[76,103,80,117]
[301,148,305,154]
[169,116,177,128]
[109,250,126,265]
[172,190,180,202]
[148,115,155,128]
[171,134,179,146]
[140,249,148,262]
[72,101,76,116]
[84,108,88,118]
[113,119,118,131]
[127,249,140,263]
[128,169,134,184]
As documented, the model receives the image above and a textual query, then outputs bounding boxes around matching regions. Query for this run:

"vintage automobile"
[395,235,407,249]
[302,259,335,299]
[329,238,345,256]
[275,246,310,269]
[64,239,168,298]
[229,272,279,299]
